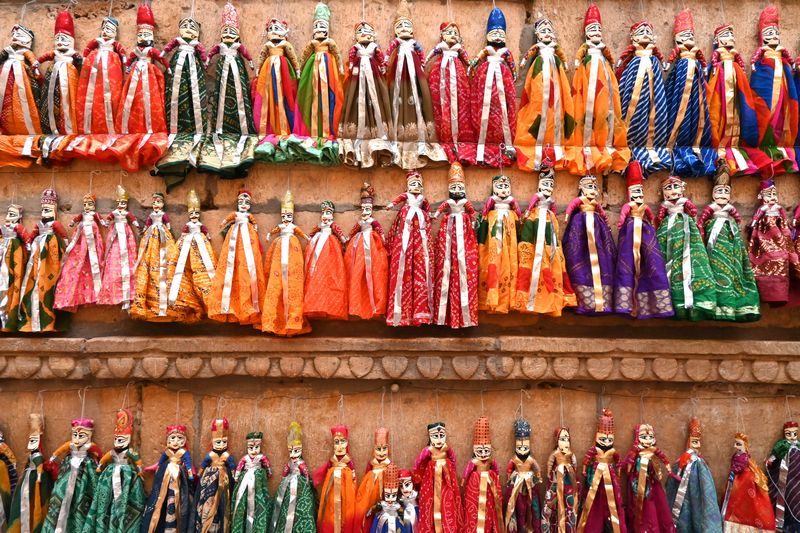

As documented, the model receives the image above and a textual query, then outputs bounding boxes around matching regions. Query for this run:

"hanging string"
[378,386,386,427]
[639,389,649,423]
[719,0,726,23]
[119,381,134,410]
[516,389,530,420]
[446,0,452,23]
[108,0,113,16]
[480,390,485,415]
[639,0,644,19]
[435,389,440,420]
[50,167,56,189]
[119,169,127,186]
[189,0,196,21]
[786,395,796,422]
[78,386,89,419]
[37,389,45,421]
[20,0,36,24]
[291,397,298,420]
[88,170,100,194]
[215,395,226,418]
[690,396,699,418]
[735,397,748,434]
[361,0,365,23]
[337,394,345,424]
[11,175,17,205]
[559,384,565,428]
[175,390,183,424]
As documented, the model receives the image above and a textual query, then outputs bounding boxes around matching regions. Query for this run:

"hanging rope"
[337,394,345,424]
[108,0,113,17]
[559,384,565,428]
[215,394,226,418]
[77,386,89,419]
[786,395,796,422]
[378,386,386,427]
[174,390,183,424]
[735,396,748,434]
[20,0,37,25]
[480,389,485,415]
[639,388,650,424]
[119,381,134,410]
[37,389,45,421]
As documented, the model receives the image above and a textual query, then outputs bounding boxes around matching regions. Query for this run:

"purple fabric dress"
[563,197,616,314]
[578,448,627,533]
[622,447,676,533]
[613,202,674,319]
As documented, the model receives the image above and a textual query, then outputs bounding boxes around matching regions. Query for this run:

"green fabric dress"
[41,444,99,533]
[8,451,53,533]
[231,454,273,533]
[269,460,316,533]
[82,449,145,533]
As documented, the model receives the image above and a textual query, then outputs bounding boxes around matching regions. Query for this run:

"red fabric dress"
[463,458,503,533]
[469,45,516,167]
[304,221,347,320]
[414,446,463,533]
[723,450,776,532]
[345,217,388,320]
[433,198,478,328]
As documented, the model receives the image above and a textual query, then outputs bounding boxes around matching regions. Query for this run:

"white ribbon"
[279,224,295,324]
[353,220,376,314]
[64,213,102,297]
[476,50,512,162]
[220,213,259,315]
[436,199,471,327]
[168,223,216,306]
[308,225,332,274]
[108,212,133,306]
[19,460,32,533]
[83,39,117,134]
[706,204,734,253]
[215,43,249,136]
[671,451,696,522]
[526,200,552,311]
[121,48,154,134]
[533,44,564,167]
[169,40,204,136]
[392,40,426,146]
[401,495,418,529]
[54,449,86,533]
[133,214,169,316]
[233,461,257,533]
[391,194,431,325]
[47,51,76,134]
[0,226,16,327]
[356,43,386,141]
[0,46,37,152]
[439,46,460,143]
[665,199,694,309]
[271,462,302,533]
[19,222,54,332]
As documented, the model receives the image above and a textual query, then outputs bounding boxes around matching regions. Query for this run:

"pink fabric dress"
[54,211,105,311]
[98,209,138,308]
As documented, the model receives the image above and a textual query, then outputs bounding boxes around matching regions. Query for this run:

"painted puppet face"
[101,20,118,40]
[289,444,303,461]
[760,187,778,206]
[212,436,228,452]
[674,29,694,49]
[167,431,187,450]
[631,25,653,46]
[267,21,288,41]
[27,433,40,452]
[557,429,571,453]
[473,443,492,460]
[383,488,398,503]
[441,25,460,46]
[5,206,20,225]
[137,27,154,46]
[716,28,735,48]
[179,19,200,40]
[662,181,684,201]
[407,177,423,194]
[448,182,466,201]
[237,194,251,212]
[689,436,701,451]
[785,427,799,444]
[356,24,376,44]
[535,20,555,45]
[515,437,530,457]
[585,22,602,44]
[333,435,348,456]
[280,208,294,224]
[400,477,414,497]
[247,439,262,457]
[538,177,554,198]
[152,196,164,211]
[117,199,128,211]
[712,185,731,206]
[320,207,334,225]
[638,425,656,448]
[114,433,132,451]
[394,18,414,39]
[221,25,239,44]
[54,32,74,52]
[313,19,329,40]
[188,208,201,222]
[428,427,446,449]
[734,437,746,453]
[360,202,373,219]
[83,198,95,213]
[629,185,644,204]
[486,28,506,45]
[41,203,56,221]
[762,25,780,47]
[596,431,614,449]
[71,426,92,447]
[11,26,32,48]
[373,443,389,461]
[580,179,598,200]
[493,177,511,199]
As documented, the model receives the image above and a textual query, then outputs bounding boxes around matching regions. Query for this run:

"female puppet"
[232,432,273,533]
[304,200,348,321]
[503,418,542,533]
[399,470,417,532]
[194,418,236,533]
[385,170,434,326]
[8,414,52,533]
[432,162,478,329]
[355,428,392,533]
[54,193,104,313]
[620,424,673,532]
[0,203,28,331]
[98,185,139,309]
[270,422,316,533]
[541,427,579,533]
[369,464,405,533]
[477,174,521,314]
[345,182,388,320]
[563,175,616,315]
[414,422,463,533]
[722,432,776,532]
[613,161,673,319]
[141,425,194,533]
[315,426,357,533]
[463,417,503,533]
[766,421,800,532]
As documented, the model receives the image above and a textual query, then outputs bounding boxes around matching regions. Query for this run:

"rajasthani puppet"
[194,418,235,533]
[232,432,273,533]
[0,23,41,167]
[83,409,145,533]
[260,191,311,336]
[142,425,194,533]
[0,428,17,527]
[98,184,139,309]
[54,193,104,313]
[369,464,406,533]
[563,175,616,315]
[567,4,629,176]
[386,0,446,169]
[8,414,52,533]
[42,419,101,533]
[541,427,579,533]
[345,182,388,320]
[18,188,66,333]
[665,10,716,177]
[722,432,776,532]
[295,2,343,165]
[515,17,574,171]
[469,7,516,167]
[271,422,316,533]
[0,203,27,331]
[199,1,256,178]
[750,5,797,174]
[339,21,395,168]
[513,157,574,316]
[315,426,357,533]
[166,190,216,323]
[766,421,800,532]
[399,470,418,532]
[355,428,392,533]
[477,174,521,314]
[130,192,176,322]
[620,424,674,532]
[616,21,671,176]
[425,21,474,164]
[463,417,503,533]
[432,162,478,329]
[207,190,265,326]
[157,17,208,184]
[385,171,434,326]
[698,160,760,321]
[665,418,723,533]
[304,200,348,320]
[748,179,798,305]
[414,422,462,533]
[613,161,673,319]
[655,176,717,320]
[503,418,542,533]
[577,409,626,533]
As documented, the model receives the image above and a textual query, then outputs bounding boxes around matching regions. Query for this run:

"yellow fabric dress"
[478,195,520,313]
[165,221,216,323]
[130,211,176,321]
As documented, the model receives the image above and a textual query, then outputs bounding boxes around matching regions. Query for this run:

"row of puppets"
[3,0,800,182]
[7,157,800,334]
[0,407,797,533]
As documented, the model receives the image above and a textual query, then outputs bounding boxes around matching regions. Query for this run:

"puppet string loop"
[78,386,89,419]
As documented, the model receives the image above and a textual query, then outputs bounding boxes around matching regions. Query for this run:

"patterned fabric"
[18,222,66,333]
[0,48,41,135]
[748,210,799,305]
[578,449,627,533]
[433,199,478,328]
[130,212,176,322]
[541,452,578,533]
[477,197,519,314]
[76,39,124,135]
[141,449,193,533]
[8,453,53,533]
[295,41,342,165]
[304,223,347,320]
[98,211,138,308]
[42,448,99,533]
[463,461,504,533]
[270,461,316,533]
[344,219,388,320]
[468,46,516,168]
[83,452,145,533]
[54,213,104,312]
[666,451,722,533]
[37,52,80,163]
[231,457,272,533]
[622,452,674,532]
[0,225,27,331]
[165,222,215,323]
[354,460,390,533]
[0,444,18,527]
[723,452,776,532]
[316,461,357,533]
[767,442,800,533]
[193,452,235,533]
[414,446,462,533]
[259,224,310,336]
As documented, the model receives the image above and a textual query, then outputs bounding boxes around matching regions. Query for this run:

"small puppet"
[231,431,273,533]
[398,470,418,532]
[8,414,53,533]
[463,417,503,533]
[620,424,674,532]
[766,421,800,533]
[355,428,392,532]
[369,464,405,533]
[541,427,579,533]
[271,422,316,533]
[141,424,194,533]
[304,200,348,321]
[315,426,357,533]
[722,432,776,532]
[414,422,463,533]
[0,202,28,331]
[98,184,139,309]
[194,418,236,533]
[503,418,542,533]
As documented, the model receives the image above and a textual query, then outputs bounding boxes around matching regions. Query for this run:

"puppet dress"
[503,456,542,533]
[470,46,516,167]
[194,451,235,533]
[8,448,53,533]
[54,212,104,312]
[578,449,627,533]
[129,211,176,322]
[304,222,347,320]
[748,204,799,305]
[0,440,17,527]
[722,451,776,532]
[0,222,28,331]
[82,449,145,533]
[315,457,357,533]
[18,220,66,333]
[344,217,388,320]
[98,210,138,308]
[231,454,273,533]
[354,458,391,532]
[433,198,478,328]
[414,446,463,533]
[259,224,311,336]
[370,502,411,533]
[751,47,797,173]
[166,220,216,323]
[270,459,316,533]
[665,449,722,533]
[42,443,100,533]
[0,46,41,167]
[37,49,81,163]
[477,196,520,314]
[463,460,503,533]
[142,449,193,533]
[541,450,579,533]
[621,448,674,533]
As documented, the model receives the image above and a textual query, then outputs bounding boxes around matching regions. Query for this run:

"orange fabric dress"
[354,458,391,532]
[344,217,388,320]
[0,46,41,167]
[259,223,311,336]
[316,455,357,533]
[723,450,776,532]
[304,221,347,320]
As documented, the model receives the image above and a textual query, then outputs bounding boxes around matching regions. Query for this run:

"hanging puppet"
[199,1,256,178]
[664,9,716,177]
[665,418,722,533]
[304,200,348,321]
[616,21,671,175]
[567,4,629,176]
[462,417,503,533]
[130,192,176,322]
[469,7,516,167]
[697,160,761,321]
[54,192,104,313]
[503,418,541,533]
[194,418,236,533]
[766,421,800,533]
[339,21,395,168]
[399,469,418,533]
[166,190,216,323]
[141,425,194,533]
[750,5,797,174]
[345,182,388,320]
[385,170,434,327]
[355,428,392,533]
[315,426,357,533]
[414,422,463,533]
[0,203,27,331]
[541,427,578,533]
[18,188,66,333]
[563,175,616,315]
[42,419,101,533]
[157,16,208,184]
[232,432,273,533]
[613,161,673,319]
[432,162,478,329]
[208,189,264,326]
[98,185,139,310]
[655,176,717,320]
[270,422,316,533]
[0,427,17,527]
[620,424,673,532]
[8,414,52,533]
[369,463,405,533]
[477,174,521,314]
[386,0,446,169]
[722,432,776,532]
[83,409,145,533]
[748,179,799,306]
[513,155,574,316]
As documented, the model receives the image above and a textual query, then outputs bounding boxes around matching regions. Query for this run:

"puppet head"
[583,4,602,44]
[236,189,252,213]
[492,174,511,199]
[393,0,414,39]
[360,182,375,219]
[472,416,492,461]
[331,425,349,456]
[211,418,229,452]
[383,463,399,503]
[113,408,133,451]
[514,418,531,460]
[759,5,780,47]
[280,190,294,224]
[5,204,22,225]
[166,424,188,450]
[83,192,96,214]
[399,469,415,498]
[686,417,702,451]
[486,7,506,45]
[785,421,799,444]
[673,9,695,49]
[661,176,685,201]
[187,190,201,222]
[246,431,263,457]
[54,11,75,51]
[312,2,330,40]
[101,16,119,40]
[221,1,241,43]
[287,421,303,461]
[448,162,466,200]
[136,3,155,46]
[266,19,289,41]
[555,426,571,453]
[354,21,376,44]
[534,17,556,45]
[629,20,654,47]
[11,24,34,49]
[634,423,656,449]
[406,170,423,194]
[27,413,44,452]
[758,179,778,206]
[427,421,447,450]
[320,200,335,225]
[440,21,460,46]
[538,151,555,197]
[151,192,165,211]
[71,418,94,447]
[115,184,129,210]
[626,161,645,205]
[179,17,201,41]
[373,427,390,461]
[712,160,732,206]
[713,23,735,48]
[579,175,599,200]
[734,431,750,453]
[595,408,615,450]
[41,188,58,222]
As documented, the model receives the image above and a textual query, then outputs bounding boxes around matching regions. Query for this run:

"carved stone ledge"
[0,335,798,383]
